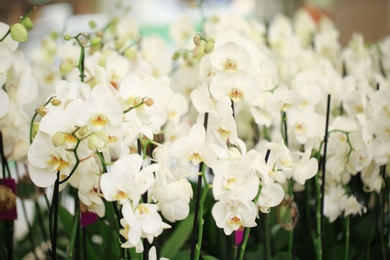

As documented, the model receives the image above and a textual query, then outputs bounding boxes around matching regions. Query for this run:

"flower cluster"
[1,5,389,257]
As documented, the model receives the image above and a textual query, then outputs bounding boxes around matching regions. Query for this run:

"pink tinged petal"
[235,227,245,244]
[29,165,57,187]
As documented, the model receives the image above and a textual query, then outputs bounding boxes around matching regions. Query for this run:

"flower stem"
[288,180,295,260]
[51,171,60,260]
[345,216,350,260]
[190,112,209,260]
[320,94,331,256]
[194,163,208,260]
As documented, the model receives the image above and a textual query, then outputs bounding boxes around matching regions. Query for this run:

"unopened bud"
[87,131,108,150]
[144,98,154,106]
[204,40,215,54]
[50,31,58,40]
[59,60,73,75]
[182,52,189,60]
[89,20,97,29]
[193,44,205,60]
[21,17,34,30]
[31,122,39,139]
[35,107,47,117]
[90,37,101,46]
[10,23,28,42]
[77,126,89,137]
[172,51,180,60]
[52,132,66,147]
[124,48,137,60]
[193,34,202,46]
[63,34,72,41]
[50,99,62,106]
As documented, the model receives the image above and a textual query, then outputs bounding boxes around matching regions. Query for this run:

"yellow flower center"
[229,88,243,102]
[189,152,202,165]
[47,154,69,171]
[114,190,128,200]
[223,59,237,73]
[91,113,108,127]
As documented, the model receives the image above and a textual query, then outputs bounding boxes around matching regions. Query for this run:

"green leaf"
[161,213,194,259]
[58,206,73,238]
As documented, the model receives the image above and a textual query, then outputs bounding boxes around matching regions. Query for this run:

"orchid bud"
[50,31,58,40]
[35,107,47,117]
[172,51,180,60]
[77,125,89,137]
[59,60,73,75]
[31,122,39,139]
[50,99,62,106]
[52,132,66,147]
[90,37,101,46]
[87,131,108,150]
[144,98,154,106]
[193,44,205,60]
[89,20,97,29]
[204,40,215,54]
[63,34,72,41]
[193,34,202,46]
[10,23,28,42]
[21,17,34,30]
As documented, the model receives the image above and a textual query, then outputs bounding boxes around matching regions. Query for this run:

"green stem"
[194,163,208,260]
[51,171,60,260]
[345,216,350,260]
[75,36,86,82]
[315,174,323,260]
[29,96,56,144]
[288,180,294,260]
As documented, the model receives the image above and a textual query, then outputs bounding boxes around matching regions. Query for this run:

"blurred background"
[1,0,390,46]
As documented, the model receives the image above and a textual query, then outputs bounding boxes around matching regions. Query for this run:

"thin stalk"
[379,165,387,260]
[321,94,331,255]
[0,132,12,179]
[51,171,60,260]
[288,181,295,260]
[137,138,149,260]
[112,202,126,258]
[194,163,208,260]
[190,112,209,260]
[315,174,323,260]
[345,216,350,260]
[75,36,86,82]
